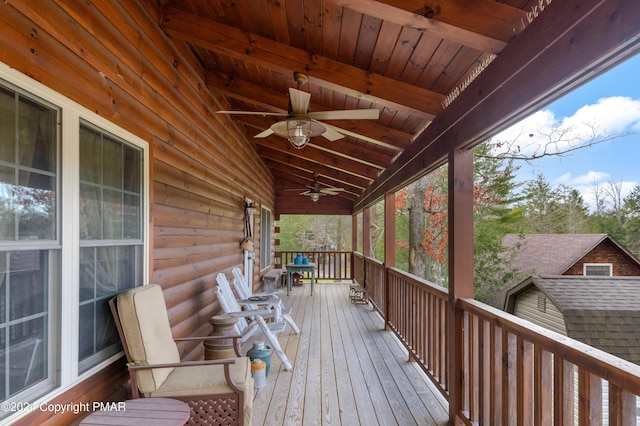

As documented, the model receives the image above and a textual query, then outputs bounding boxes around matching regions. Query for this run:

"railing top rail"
[387,267,448,297]
[460,297,640,395]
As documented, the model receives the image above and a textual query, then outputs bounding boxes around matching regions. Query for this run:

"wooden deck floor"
[246,281,449,425]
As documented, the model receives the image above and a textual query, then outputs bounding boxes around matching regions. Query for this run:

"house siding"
[0,1,273,424]
[564,240,640,276]
[513,288,567,335]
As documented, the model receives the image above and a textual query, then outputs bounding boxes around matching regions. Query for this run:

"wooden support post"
[384,192,395,330]
[447,148,475,424]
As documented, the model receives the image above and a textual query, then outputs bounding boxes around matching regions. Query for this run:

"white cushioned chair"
[109,284,253,425]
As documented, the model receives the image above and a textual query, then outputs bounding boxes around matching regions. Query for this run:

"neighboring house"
[502,234,640,278]
[504,275,640,365]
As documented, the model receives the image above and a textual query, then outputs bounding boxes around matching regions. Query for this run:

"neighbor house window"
[78,124,143,373]
[0,68,148,420]
[584,263,612,276]
[260,207,271,270]
[0,85,58,402]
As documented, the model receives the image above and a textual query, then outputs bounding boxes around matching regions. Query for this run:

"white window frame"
[0,61,149,421]
[260,206,272,271]
[583,263,613,276]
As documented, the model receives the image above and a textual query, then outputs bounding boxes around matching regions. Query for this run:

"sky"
[490,53,640,210]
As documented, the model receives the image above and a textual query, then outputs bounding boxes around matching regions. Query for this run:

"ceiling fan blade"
[254,128,274,138]
[216,110,287,117]
[322,123,387,146]
[321,188,345,194]
[308,109,379,120]
[289,88,311,115]
[320,126,344,141]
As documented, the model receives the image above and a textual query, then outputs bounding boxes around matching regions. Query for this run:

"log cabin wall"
[0,1,273,424]
[564,240,640,276]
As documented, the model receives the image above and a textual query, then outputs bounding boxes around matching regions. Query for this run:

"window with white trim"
[260,207,271,270]
[78,124,143,372]
[0,85,58,402]
[0,66,148,419]
[583,263,612,276]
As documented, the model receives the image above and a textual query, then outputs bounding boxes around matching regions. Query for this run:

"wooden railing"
[386,268,449,396]
[276,251,353,281]
[458,298,640,425]
[353,254,640,424]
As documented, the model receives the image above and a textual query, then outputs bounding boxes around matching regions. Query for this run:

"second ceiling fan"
[217,72,380,149]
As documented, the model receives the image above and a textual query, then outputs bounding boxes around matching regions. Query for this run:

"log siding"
[0,1,272,423]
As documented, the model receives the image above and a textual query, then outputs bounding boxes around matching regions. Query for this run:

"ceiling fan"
[282,175,345,202]
[216,72,380,149]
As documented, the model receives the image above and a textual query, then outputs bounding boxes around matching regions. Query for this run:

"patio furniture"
[232,267,300,334]
[109,284,253,426]
[285,262,317,295]
[349,284,368,304]
[215,273,293,370]
[80,398,190,425]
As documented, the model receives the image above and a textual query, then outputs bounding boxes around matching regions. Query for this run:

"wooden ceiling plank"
[161,6,443,117]
[369,20,403,75]
[248,0,275,40]
[266,0,291,45]
[285,0,307,51]
[304,0,324,55]
[257,146,372,188]
[400,33,440,85]
[353,14,382,70]
[337,6,362,65]
[355,0,640,211]
[376,0,526,42]
[385,26,422,79]
[328,0,509,53]
[252,137,381,180]
[322,1,343,61]
[429,47,484,94]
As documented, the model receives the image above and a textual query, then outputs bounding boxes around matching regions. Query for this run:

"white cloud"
[489,96,640,158]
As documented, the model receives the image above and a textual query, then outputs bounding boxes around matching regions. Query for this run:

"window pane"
[80,183,102,240]
[17,170,56,240]
[0,86,15,163]
[0,250,49,400]
[79,126,102,184]
[103,189,123,239]
[17,96,56,173]
[0,167,16,241]
[123,194,140,239]
[123,145,140,194]
[102,137,122,189]
[78,246,141,371]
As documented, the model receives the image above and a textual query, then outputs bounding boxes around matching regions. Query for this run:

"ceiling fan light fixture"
[309,192,321,202]
[287,119,311,149]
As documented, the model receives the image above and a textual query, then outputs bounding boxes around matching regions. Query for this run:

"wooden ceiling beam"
[257,146,372,189]
[252,136,380,181]
[274,193,354,216]
[355,0,640,211]
[161,6,444,117]
[330,0,526,49]
[271,169,363,197]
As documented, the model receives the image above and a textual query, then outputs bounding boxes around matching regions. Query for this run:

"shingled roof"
[505,275,640,365]
[502,234,611,275]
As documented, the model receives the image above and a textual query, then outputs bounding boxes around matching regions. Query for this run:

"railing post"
[447,148,475,424]
[384,192,395,330]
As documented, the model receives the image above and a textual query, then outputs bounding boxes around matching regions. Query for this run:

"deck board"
[245,281,449,425]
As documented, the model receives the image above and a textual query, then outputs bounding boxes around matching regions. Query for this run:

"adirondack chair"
[231,267,300,334]
[215,273,293,371]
